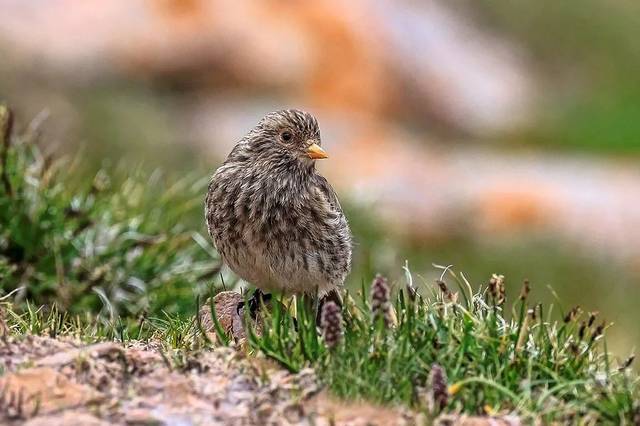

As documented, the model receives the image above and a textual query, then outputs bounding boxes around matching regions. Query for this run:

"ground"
[0,291,525,426]
[1,334,352,425]
[1,334,517,426]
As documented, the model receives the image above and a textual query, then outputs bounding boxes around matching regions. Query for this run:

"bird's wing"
[315,175,344,215]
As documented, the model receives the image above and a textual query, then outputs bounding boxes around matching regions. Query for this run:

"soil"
[0,293,520,425]
[0,334,416,425]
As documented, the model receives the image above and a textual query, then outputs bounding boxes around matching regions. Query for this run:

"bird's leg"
[247,288,272,319]
[236,300,245,316]
[235,289,272,319]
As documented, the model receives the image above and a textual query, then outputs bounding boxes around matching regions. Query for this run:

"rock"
[123,407,164,425]
[23,411,109,426]
[0,334,432,424]
[199,291,244,343]
[309,392,413,425]
[435,414,521,426]
[35,342,123,368]
[123,345,163,376]
[199,291,243,334]
[199,291,270,344]
[0,1,532,134]
[0,335,78,373]
[0,367,102,418]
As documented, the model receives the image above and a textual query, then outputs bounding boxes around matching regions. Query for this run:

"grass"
[346,204,640,356]
[242,270,638,423]
[2,268,637,423]
[1,105,638,422]
[0,105,220,319]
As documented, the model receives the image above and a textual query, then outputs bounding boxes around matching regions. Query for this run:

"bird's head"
[245,109,327,169]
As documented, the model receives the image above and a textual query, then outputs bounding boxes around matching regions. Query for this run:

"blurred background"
[1,0,639,353]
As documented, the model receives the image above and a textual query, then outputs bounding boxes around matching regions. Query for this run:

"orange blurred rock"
[475,188,556,233]
[0,0,531,133]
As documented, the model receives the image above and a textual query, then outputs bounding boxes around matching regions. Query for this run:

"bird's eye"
[281,131,293,142]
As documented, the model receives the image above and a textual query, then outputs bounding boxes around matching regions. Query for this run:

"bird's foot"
[250,289,272,317]
[237,289,271,320]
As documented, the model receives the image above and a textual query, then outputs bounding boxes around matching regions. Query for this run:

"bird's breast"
[206,165,350,294]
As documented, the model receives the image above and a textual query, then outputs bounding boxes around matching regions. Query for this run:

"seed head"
[320,301,343,349]
[578,321,587,340]
[435,280,458,304]
[588,311,599,327]
[371,274,393,327]
[590,321,605,344]
[488,274,506,305]
[436,280,448,294]
[428,363,448,413]
[564,305,580,323]
[406,282,418,302]
[531,303,542,321]
[619,355,634,372]
[570,342,580,356]
[519,279,530,301]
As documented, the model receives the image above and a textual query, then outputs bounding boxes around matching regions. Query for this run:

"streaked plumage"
[205,109,352,297]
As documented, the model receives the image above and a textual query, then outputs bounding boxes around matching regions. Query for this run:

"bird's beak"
[307,143,328,159]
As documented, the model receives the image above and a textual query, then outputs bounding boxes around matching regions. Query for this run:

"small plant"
[0,105,220,319]
[320,301,342,349]
[427,363,448,414]
[370,274,395,327]
[244,269,638,423]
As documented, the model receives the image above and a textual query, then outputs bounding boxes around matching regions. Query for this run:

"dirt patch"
[0,335,407,425]
[0,366,101,418]
[0,334,522,425]
[0,293,522,425]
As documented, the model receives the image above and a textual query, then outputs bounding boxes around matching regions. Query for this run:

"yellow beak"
[307,143,328,159]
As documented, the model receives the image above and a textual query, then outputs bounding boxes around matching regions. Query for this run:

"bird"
[205,109,352,315]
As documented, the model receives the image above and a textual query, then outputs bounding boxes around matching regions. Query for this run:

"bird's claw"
[236,301,245,316]
[240,289,271,319]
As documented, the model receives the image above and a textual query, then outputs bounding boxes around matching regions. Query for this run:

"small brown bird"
[205,109,352,311]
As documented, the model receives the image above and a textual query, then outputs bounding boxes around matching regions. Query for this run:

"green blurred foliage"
[247,275,637,422]
[346,204,640,353]
[0,106,219,318]
[77,85,203,171]
[2,103,638,353]
[469,0,640,152]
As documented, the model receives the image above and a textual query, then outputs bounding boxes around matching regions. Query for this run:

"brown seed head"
[578,321,587,340]
[619,355,635,371]
[371,274,393,327]
[570,342,580,356]
[531,303,542,321]
[519,279,530,301]
[564,305,580,323]
[436,280,448,294]
[406,282,418,302]
[428,363,448,413]
[590,321,605,343]
[435,280,457,304]
[488,274,506,305]
[321,301,343,349]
